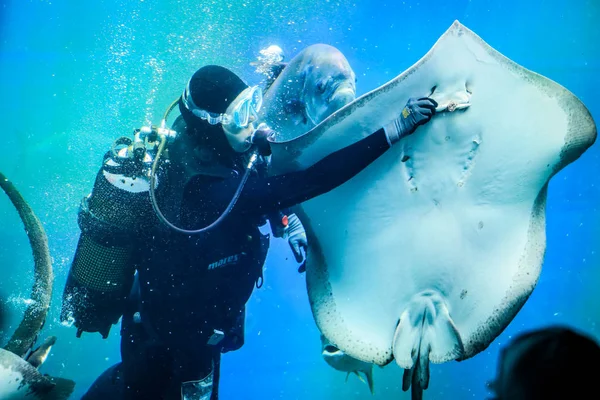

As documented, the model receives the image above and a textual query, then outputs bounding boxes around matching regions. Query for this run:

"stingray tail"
[401,353,427,400]
[393,291,465,399]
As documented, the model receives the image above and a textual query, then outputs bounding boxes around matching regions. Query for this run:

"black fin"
[43,377,76,400]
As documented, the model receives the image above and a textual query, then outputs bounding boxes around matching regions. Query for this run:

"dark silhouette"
[488,325,600,400]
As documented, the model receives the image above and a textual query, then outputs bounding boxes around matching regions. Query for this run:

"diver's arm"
[194,97,437,216]
[261,96,439,209]
[259,127,392,209]
[185,128,390,221]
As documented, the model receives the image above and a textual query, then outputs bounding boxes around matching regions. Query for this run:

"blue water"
[1,0,598,399]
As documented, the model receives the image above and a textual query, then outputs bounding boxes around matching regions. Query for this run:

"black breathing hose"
[148,134,258,235]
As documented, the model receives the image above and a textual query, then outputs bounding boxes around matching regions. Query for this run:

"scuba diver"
[60,64,438,400]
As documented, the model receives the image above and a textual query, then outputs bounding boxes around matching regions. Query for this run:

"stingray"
[267,21,597,398]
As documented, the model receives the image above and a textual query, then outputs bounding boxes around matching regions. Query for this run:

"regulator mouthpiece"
[248,122,274,157]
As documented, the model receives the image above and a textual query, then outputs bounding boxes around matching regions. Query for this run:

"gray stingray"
[258,43,356,141]
[321,334,375,395]
[0,172,75,399]
[267,21,597,398]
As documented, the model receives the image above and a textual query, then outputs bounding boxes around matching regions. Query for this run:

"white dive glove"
[285,213,308,271]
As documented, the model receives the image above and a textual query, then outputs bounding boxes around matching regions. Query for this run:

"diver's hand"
[285,213,308,268]
[384,97,438,145]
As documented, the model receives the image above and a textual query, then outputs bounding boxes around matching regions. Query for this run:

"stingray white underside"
[268,21,596,368]
[0,350,40,400]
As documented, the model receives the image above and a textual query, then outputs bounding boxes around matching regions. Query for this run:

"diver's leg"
[81,363,124,400]
[211,351,221,400]
[176,345,220,400]
[121,314,173,399]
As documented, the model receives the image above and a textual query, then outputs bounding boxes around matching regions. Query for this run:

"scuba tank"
[61,116,177,338]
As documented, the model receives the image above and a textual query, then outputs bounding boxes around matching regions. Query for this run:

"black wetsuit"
[82,127,391,400]
[189,128,390,216]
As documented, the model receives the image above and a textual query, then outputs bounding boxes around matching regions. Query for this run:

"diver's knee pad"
[181,370,215,400]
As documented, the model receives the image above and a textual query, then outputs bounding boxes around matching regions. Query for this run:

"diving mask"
[182,83,263,129]
[230,85,263,127]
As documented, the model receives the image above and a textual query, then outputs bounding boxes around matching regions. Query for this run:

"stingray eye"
[316,79,327,93]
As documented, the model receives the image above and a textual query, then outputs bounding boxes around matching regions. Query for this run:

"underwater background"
[0,0,598,399]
